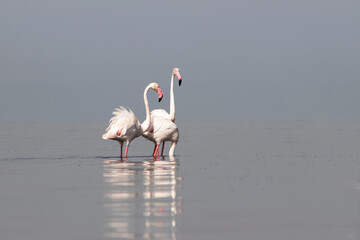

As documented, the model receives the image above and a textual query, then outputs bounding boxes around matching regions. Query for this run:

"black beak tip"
[158,97,163,102]
[179,79,182,86]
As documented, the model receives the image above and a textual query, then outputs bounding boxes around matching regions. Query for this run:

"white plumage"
[102,107,141,141]
[143,116,179,157]
[150,109,171,120]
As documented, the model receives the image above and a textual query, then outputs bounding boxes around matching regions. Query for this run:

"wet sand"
[0,121,359,239]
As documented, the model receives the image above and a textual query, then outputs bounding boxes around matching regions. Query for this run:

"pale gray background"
[1,0,359,122]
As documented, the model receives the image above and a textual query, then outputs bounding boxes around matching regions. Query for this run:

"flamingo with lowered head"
[102,82,163,159]
[142,68,182,157]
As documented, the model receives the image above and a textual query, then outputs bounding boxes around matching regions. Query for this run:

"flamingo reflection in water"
[103,157,182,239]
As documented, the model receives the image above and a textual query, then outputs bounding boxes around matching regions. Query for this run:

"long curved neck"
[169,73,175,122]
[141,85,151,132]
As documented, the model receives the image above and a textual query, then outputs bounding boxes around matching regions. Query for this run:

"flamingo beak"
[175,72,182,86]
[158,88,163,102]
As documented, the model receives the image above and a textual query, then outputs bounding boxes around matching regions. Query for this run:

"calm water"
[1,121,360,240]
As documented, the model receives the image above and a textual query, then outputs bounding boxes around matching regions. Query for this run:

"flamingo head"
[150,82,163,102]
[173,68,182,86]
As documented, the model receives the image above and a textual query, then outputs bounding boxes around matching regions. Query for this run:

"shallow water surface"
[1,121,360,240]
[103,158,181,239]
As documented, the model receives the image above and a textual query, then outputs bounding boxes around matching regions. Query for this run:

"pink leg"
[124,145,129,158]
[152,144,157,156]
[160,142,165,157]
[153,145,160,157]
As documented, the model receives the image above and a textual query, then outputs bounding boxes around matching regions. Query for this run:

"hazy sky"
[1,1,360,122]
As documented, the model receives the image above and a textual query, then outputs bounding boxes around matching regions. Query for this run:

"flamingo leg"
[152,144,157,156]
[161,142,165,157]
[124,144,129,158]
[120,142,123,159]
[153,145,160,157]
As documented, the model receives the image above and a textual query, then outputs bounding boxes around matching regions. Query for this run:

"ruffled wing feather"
[102,106,140,139]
